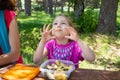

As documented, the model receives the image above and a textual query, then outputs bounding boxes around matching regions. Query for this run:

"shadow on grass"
[94,57,120,70]
[18,11,54,31]
[18,21,44,30]
[17,11,120,70]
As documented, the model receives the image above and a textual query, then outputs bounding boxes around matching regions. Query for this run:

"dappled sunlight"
[18,11,53,22]
[17,11,54,31]
[79,33,120,70]
[17,10,120,70]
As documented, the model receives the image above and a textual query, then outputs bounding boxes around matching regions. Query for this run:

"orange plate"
[1,64,40,80]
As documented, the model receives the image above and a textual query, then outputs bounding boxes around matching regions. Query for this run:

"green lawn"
[18,11,120,70]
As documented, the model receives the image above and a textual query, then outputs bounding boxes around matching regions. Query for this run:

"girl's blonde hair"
[55,14,74,27]
[54,14,80,33]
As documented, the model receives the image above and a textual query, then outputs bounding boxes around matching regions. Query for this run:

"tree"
[24,0,31,16]
[48,0,53,15]
[43,0,48,13]
[92,0,100,8]
[61,0,64,13]
[53,0,57,12]
[43,0,53,15]
[16,0,22,12]
[84,0,100,8]
[74,0,84,19]
[97,0,119,34]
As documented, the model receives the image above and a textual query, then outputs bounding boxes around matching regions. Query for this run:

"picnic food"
[1,64,40,80]
[45,60,69,80]
[54,70,67,80]
[54,73,67,80]
[46,60,72,71]
[40,59,75,80]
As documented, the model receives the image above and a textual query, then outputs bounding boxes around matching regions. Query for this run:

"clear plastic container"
[40,59,75,79]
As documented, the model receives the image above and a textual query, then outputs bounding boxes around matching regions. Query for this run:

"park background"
[16,0,120,70]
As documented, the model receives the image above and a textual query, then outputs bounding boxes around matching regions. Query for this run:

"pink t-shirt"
[45,39,84,68]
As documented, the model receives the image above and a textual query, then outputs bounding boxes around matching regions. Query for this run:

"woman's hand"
[40,24,55,42]
[65,27,79,41]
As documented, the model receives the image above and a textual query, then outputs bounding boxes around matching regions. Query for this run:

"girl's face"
[52,16,70,38]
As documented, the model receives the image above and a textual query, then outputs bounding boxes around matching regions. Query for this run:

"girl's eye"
[54,23,57,25]
[62,23,65,24]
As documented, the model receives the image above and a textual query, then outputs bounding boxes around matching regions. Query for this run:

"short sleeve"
[74,42,84,61]
[45,40,55,52]
[45,41,51,51]
[4,10,16,30]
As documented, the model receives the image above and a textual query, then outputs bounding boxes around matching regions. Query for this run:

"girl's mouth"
[55,28,62,31]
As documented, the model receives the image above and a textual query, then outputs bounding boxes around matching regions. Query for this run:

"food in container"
[40,59,75,80]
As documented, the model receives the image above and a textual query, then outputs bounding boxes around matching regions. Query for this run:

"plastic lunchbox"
[40,59,75,79]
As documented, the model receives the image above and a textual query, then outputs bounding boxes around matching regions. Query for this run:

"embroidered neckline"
[53,44,73,60]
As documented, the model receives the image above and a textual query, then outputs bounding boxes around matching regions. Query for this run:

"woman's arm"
[0,17,20,66]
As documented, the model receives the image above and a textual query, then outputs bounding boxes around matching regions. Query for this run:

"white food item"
[45,71,55,79]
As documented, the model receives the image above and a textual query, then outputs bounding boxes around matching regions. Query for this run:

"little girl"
[33,14,95,68]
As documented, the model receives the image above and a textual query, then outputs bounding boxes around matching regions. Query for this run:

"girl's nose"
[56,23,61,28]
[57,25,61,28]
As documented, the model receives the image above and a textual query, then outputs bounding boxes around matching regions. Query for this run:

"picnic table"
[0,63,120,80]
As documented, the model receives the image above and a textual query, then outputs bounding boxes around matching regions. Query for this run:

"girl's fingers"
[67,27,76,33]
[43,24,46,32]
[67,27,77,36]
[40,25,53,35]
[46,24,51,31]
[40,28,42,33]
[40,28,43,35]
[65,36,71,39]
[49,28,54,33]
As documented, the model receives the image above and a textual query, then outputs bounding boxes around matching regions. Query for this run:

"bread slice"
[1,64,40,80]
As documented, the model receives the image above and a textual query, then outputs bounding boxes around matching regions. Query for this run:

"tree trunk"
[92,0,99,8]
[36,0,38,3]
[67,0,70,13]
[61,0,64,13]
[74,0,84,19]
[48,0,53,15]
[84,0,87,8]
[43,0,48,13]
[17,0,22,11]
[24,0,31,16]
[53,0,57,12]
[97,0,119,34]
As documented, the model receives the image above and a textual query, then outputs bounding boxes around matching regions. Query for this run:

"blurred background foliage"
[17,0,120,70]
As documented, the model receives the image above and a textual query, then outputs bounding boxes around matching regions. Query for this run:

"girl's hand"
[40,24,55,42]
[65,27,79,41]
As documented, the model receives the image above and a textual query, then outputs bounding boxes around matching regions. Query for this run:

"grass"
[18,10,120,70]
[18,11,54,64]
[79,33,120,70]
